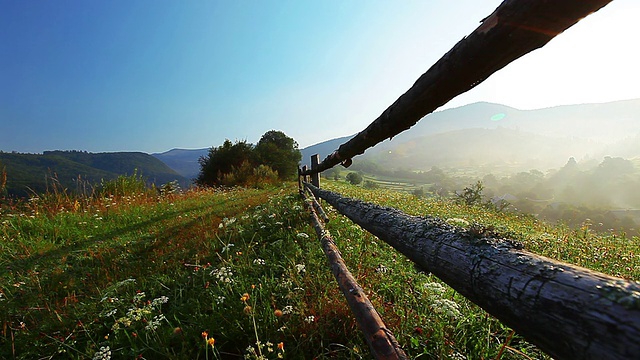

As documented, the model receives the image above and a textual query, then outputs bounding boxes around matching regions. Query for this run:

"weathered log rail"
[300,0,612,176]
[300,188,408,359]
[295,0,629,358]
[304,182,640,360]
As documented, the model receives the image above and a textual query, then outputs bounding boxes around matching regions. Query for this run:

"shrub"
[99,170,147,198]
[346,172,363,185]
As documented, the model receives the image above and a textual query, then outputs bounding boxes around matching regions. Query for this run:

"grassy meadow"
[1,178,638,359]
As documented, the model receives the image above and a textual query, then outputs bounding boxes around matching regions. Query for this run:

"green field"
[1,180,638,359]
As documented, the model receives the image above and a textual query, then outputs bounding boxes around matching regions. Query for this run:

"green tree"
[456,181,484,206]
[346,172,363,185]
[254,130,301,181]
[196,140,255,186]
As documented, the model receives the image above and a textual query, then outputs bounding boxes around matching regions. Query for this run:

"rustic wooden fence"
[297,1,640,359]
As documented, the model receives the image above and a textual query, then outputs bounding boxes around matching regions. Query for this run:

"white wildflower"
[282,305,294,315]
[151,296,169,307]
[424,282,447,295]
[375,264,390,273]
[432,298,461,318]
[145,314,166,331]
[295,264,306,274]
[304,315,315,323]
[92,346,111,360]
[253,258,266,265]
[446,218,470,227]
[296,232,309,239]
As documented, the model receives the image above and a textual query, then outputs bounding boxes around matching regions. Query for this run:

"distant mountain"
[0,151,187,197]
[144,100,640,177]
[362,127,599,173]
[300,135,354,168]
[152,148,209,180]
[297,99,640,172]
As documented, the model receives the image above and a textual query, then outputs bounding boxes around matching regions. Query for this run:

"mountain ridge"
[0,151,186,197]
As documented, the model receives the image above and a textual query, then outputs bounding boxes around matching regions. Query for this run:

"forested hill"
[0,150,186,197]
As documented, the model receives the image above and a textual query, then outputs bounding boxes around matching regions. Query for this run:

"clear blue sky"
[1,0,639,154]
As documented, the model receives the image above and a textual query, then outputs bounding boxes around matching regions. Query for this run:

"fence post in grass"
[311,154,320,188]
[301,165,309,184]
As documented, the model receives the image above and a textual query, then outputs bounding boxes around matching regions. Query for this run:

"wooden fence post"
[311,154,320,188]
[301,165,309,184]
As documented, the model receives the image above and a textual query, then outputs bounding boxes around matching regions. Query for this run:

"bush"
[99,170,147,197]
[346,172,363,185]
[363,180,379,189]
[221,162,279,188]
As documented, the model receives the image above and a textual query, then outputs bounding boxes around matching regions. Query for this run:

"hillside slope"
[0,151,186,197]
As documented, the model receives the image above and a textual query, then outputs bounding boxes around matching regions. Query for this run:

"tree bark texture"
[300,189,408,360]
[300,0,613,176]
[305,183,640,360]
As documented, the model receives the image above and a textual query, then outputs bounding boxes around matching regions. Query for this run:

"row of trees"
[196,130,301,188]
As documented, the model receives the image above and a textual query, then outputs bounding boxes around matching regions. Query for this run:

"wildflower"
[282,305,294,315]
[92,346,111,360]
[221,243,235,253]
[215,296,225,305]
[424,282,446,295]
[277,342,284,350]
[274,309,283,317]
[207,337,216,347]
[432,298,461,318]
[145,314,166,331]
[295,264,306,274]
[151,296,169,307]
[202,331,209,339]
[253,258,266,265]
[244,305,253,315]
[304,315,315,323]
[375,264,390,273]
[296,232,309,239]
[240,293,250,302]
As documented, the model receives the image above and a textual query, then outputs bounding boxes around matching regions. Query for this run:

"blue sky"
[1,0,639,154]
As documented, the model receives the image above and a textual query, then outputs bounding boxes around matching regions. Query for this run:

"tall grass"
[1,179,637,359]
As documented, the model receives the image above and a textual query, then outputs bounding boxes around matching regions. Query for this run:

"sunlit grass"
[1,178,637,359]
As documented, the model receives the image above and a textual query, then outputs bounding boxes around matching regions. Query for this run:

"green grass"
[1,180,638,359]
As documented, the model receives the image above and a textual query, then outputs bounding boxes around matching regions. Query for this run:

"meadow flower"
[92,346,111,360]
[240,293,250,302]
[215,296,225,305]
[221,242,235,253]
[295,264,306,274]
[253,258,266,265]
[151,295,169,307]
[424,282,446,295]
[282,305,294,315]
[432,298,461,318]
[304,315,315,323]
[274,309,283,317]
[375,264,390,273]
[296,232,309,239]
[210,266,234,283]
[207,337,216,347]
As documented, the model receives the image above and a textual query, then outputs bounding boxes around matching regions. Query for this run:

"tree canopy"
[196,131,301,187]
[254,130,301,181]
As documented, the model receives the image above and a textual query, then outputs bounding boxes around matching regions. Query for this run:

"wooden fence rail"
[296,0,628,358]
[300,186,408,359]
[300,0,612,176]
[304,182,640,360]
